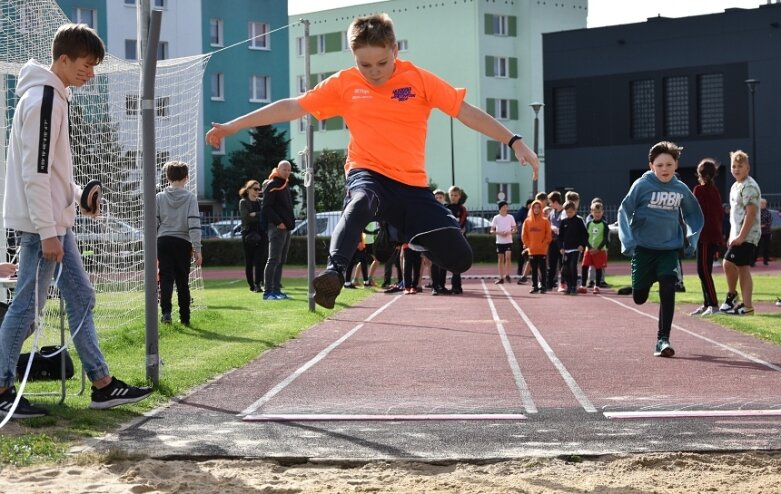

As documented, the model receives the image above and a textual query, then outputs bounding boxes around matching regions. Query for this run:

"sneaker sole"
[654,347,675,358]
[0,410,48,419]
[313,273,342,309]
[89,390,153,410]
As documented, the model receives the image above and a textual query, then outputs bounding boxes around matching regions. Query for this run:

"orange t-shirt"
[298,59,466,187]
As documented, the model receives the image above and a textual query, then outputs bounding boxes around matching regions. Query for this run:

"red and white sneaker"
[592,286,601,294]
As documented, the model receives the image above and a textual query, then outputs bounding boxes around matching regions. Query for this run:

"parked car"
[291,211,342,237]
[465,216,491,234]
[208,219,240,238]
[73,216,142,244]
[200,224,221,239]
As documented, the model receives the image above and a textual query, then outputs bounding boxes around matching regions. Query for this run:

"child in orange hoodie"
[522,200,552,293]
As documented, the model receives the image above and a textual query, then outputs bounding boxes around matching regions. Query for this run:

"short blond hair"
[730,150,749,165]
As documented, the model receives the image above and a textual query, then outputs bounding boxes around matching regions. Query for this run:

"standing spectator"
[443,185,468,294]
[759,198,772,266]
[205,13,538,309]
[423,189,448,289]
[490,201,517,284]
[581,202,610,294]
[402,243,422,294]
[690,159,723,316]
[521,200,551,293]
[514,198,532,280]
[344,233,368,288]
[238,180,267,293]
[546,191,565,291]
[720,151,761,315]
[618,141,703,357]
[156,161,203,325]
[0,24,152,418]
[261,160,295,301]
[363,221,380,287]
[558,201,588,295]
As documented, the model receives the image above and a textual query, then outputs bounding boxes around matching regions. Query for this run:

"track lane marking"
[498,285,598,413]
[480,280,538,414]
[602,296,781,373]
[244,413,527,422]
[239,295,402,416]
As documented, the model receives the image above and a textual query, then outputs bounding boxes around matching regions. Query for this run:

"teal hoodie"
[618,171,703,256]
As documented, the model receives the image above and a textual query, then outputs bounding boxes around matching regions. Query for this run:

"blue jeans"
[264,226,290,294]
[0,230,109,387]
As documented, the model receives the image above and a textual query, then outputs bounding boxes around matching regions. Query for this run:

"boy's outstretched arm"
[205,97,308,148]
[455,101,539,180]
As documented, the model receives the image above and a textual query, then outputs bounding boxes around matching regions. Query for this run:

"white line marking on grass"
[602,296,781,373]
[481,280,538,414]
[240,296,402,416]
[499,285,598,413]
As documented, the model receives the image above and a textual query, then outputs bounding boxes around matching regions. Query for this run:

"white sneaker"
[689,305,706,316]
[701,306,719,316]
[776,297,781,307]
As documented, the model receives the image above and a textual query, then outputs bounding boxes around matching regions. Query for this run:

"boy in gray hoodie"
[156,161,202,325]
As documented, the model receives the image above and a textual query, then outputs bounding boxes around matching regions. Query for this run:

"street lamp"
[745,79,759,179]
[529,102,544,196]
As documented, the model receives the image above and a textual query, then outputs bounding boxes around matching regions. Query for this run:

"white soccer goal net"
[0,0,208,337]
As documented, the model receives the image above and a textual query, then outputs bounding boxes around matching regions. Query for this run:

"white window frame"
[210,18,223,47]
[74,8,96,29]
[397,39,409,51]
[250,75,271,103]
[497,142,511,162]
[249,21,270,50]
[296,75,307,94]
[211,72,224,101]
[493,15,508,36]
[343,31,350,51]
[296,37,304,57]
[496,99,510,120]
[494,57,508,78]
[317,34,326,54]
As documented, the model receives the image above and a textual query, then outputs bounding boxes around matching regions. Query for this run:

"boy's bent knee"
[633,288,649,305]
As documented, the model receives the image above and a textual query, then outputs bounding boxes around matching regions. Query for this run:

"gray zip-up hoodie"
[155,186,202,253]
[4,60,81,239]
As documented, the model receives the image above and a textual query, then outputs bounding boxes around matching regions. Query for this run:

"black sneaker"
[587,280,595,288]
[0,387,48,419]
[89,377,153,410]
[313,269,344,309]
[161,313,172,324]
[720,292,738,312]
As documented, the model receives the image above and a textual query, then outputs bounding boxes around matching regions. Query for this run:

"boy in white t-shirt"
[490,201,517,284]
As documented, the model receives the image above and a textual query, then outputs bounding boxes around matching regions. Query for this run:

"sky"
[288,0,770,27]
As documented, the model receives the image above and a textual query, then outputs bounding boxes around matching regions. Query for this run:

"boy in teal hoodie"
[618,141,703,357]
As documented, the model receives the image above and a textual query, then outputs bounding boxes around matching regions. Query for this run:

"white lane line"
[481,280,538,414]
[239,296,402,416]
[499,285,598,413]
[605,409,781,419]
[602,296,781,373]
[244,413,527,422]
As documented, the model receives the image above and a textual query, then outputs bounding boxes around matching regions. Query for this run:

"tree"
[312,149,347,212]
[211,125,301,212]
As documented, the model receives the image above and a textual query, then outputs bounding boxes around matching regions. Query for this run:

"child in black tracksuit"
[558,200,588,295]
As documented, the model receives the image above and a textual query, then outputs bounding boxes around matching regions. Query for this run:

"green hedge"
[202,229,781,266]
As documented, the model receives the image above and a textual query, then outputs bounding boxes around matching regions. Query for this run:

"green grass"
[606,272,781,344]
[0,278,372,467]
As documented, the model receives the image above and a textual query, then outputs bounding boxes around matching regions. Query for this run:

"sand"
[2,451,781,493]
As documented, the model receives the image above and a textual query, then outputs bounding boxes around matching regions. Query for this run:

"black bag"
[245,230,263,246]
[17,346,75,381]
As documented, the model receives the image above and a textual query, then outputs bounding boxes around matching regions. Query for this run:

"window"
[154,0,166,7]
[664,76,689,137]
[157,41,168,60]
[494,57,508,78]
[553,87,576,145]
[298,117,307,133]
[488,183,515,203]
[317,34,326,54]
[73,8,96,29]
[343,31,350,51]
[124,39,137,60]
[296,37,304,57]
[495,99,511,120]
[250,75,270,102]
[155,96,169,118]
[497,142,511,162]
[631,79,655,139]
[397,39,409,51]
[210,19,223,46]
[296,75,307,94]
[697,73,724,135]
[493,15,508,36]
[249,21,270,49]
[124,0,135,4]
[211,73,224,100]
[125,94,139,116]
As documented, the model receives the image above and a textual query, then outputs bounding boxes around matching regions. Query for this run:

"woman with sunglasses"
[239,180,267,292]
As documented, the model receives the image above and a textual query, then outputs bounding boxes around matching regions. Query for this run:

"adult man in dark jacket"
[261,160,295,300]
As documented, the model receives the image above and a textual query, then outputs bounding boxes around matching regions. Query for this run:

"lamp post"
[745,79,759,179]
[529,102,544,196]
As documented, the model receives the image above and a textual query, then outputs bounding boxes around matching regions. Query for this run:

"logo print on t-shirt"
[391,86,416,102]
[648,191,683,210]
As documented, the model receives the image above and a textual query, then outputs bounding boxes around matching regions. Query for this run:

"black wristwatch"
[507,134,523,148]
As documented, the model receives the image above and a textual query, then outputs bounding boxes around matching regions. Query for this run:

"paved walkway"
[93,273,781,461]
